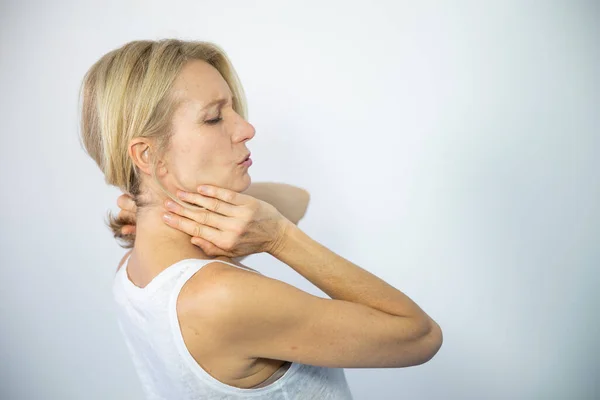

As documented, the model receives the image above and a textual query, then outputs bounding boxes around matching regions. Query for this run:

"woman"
[80,39,442,399]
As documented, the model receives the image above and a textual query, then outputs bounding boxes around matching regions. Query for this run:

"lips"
[239,152,251,164]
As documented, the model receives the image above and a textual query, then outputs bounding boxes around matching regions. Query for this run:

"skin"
[119,59,308,389]
[127,58,256,278]
[116,181,311,263]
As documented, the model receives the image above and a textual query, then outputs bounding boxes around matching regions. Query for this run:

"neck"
[132,205,212,261]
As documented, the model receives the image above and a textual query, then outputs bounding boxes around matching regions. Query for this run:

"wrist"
[267,217,295,258]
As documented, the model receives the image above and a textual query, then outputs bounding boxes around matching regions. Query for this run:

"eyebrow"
[199,94,235,112]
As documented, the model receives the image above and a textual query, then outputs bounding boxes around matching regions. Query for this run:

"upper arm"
[242,182,310,225]
[197,265,442,369]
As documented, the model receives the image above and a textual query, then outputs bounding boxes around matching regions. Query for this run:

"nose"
[235,118,256,142]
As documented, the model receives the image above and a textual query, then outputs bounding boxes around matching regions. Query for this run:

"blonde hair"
[78,39,248,248]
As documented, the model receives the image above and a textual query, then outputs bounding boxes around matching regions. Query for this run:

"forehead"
[171,59,232,109]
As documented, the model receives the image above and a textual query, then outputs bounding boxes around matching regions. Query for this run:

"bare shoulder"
[176,259,298,351]
[176,257,262,317]
[174,257,268,356]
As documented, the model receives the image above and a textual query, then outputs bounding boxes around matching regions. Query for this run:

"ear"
[129,140,161,176]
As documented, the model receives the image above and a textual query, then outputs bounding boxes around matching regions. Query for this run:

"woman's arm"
[242,182,310,225]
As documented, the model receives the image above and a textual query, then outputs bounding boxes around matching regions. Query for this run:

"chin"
[222,173,251,194]
[239,174,252,193]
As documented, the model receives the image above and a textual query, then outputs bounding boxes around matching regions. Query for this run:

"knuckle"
[234,224,245,236]
[249,201,259,213]
[172,215,180,227]
[212,198,221,213]
[200,210,209,226]
[244,210,255,224]
[223,236,235,250]
[194,223,203,238]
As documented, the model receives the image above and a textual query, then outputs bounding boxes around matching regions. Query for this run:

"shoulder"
[176,257,262,314]
[176,258,272,331]
[175,258,269,344]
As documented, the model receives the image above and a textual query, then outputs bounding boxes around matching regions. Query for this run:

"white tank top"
[112,254,354,399]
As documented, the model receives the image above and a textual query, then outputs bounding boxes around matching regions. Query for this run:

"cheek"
[167,153,205,190]
[171,138,222,177]
[173,134,210,162]
[167,132,232,181]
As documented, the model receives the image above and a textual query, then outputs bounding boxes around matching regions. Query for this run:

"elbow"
[288,188,311,224]
[427,326,444,363]
[416,320,443,366]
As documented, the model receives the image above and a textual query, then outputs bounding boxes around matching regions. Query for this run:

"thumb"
[191,237,229,257]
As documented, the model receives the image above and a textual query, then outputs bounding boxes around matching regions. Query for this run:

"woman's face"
[160,59,255,195]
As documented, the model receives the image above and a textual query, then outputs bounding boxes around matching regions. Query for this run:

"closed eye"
[206,116,222,125]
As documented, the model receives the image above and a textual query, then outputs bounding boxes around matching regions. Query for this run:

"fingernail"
[177,190,187,198]
[163,213,173,222]
[165,200,175,209]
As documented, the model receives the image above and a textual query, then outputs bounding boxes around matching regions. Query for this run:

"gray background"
[0,0,598,399]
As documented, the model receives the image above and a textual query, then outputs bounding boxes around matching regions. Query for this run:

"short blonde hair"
[79,39,248,248]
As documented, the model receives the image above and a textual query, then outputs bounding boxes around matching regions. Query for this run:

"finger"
[190,236,234,258]
[163,212,229,249]
[165,199,236,231]
[117,194,137,212]
[176,191,239,217]
[197,184,248,206]
[121,226,136,235]
[118,209,136,222]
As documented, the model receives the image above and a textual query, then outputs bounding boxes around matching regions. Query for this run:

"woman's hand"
[162,185,291,258]
[117,193,137,236]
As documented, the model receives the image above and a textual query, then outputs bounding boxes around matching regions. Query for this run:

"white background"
[1,1,598,399]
